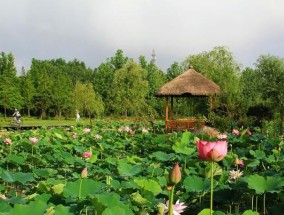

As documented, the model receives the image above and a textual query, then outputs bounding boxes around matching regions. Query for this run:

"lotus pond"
[0,121,284,215]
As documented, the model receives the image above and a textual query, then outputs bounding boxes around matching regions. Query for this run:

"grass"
[0,117,91,127]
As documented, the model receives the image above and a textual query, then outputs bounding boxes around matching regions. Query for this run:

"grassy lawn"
[0,117,92,127]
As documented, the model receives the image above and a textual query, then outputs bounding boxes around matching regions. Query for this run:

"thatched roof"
[155,68,221,97]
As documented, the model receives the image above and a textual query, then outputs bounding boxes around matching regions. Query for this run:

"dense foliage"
[0,122,284,214]
[0,47,283,134]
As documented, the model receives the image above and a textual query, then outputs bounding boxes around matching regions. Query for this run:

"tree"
[145,60,166,117]
[51,72,72,117]
[255,55,284,134]
[93,62,115,114]
[112,62,148,116]
[66,59,93,85]
[29,59,53,119]
[20,67,35,117]
[110,49,130,70]
[184,47,242,127]
[0,52,23,117]
[73,81,104,122]
[166,62,184,81]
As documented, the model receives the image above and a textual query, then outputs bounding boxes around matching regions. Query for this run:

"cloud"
[0,0,284,72]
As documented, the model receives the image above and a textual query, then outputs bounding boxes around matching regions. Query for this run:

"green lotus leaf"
[149,151,172,161]
[265,176,284,193]
[183,175,211,192]
[54,204,73,215]
[247,175,266,194]
[94,193,133,215]
[102,206,134,215]
[1,171,34,184]
[8,200,47,215]
[242,210,260,215]
[52,183,65,195]
[63,179,104,198]
[198,208,211,215]
[53,132,67,140]
[130,192,149,206]
[133,178,162,196]
[118,162,142,177]
[87,154,98,163]
[0,200,12,213]
[7,154,25,165]
[33,169,50,178]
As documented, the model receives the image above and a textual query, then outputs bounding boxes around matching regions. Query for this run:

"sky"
[1,0,284,73]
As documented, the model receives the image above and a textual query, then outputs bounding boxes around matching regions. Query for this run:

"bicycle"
[10,117,23,127]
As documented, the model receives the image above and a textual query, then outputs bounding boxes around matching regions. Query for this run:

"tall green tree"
[0,52,23,117]
[73,81,104,122]
[93,62,115,114]
[20,67,35,117]
[184,46,242,125]
[51,72,72,117]
[112,62,148,116]
[29,59,53,119]
[66,59,93,85]
[255,55,284,134]
[144,60,166,117]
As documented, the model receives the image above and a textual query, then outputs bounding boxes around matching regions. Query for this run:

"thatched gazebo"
[155,67,221,132]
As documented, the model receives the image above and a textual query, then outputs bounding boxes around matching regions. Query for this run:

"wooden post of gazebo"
[165,96,169,131]
[170,96,174,119]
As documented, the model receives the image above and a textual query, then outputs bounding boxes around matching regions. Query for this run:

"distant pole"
[151,49,156,63]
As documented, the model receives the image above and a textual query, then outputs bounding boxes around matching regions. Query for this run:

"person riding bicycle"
[12,109,21,124]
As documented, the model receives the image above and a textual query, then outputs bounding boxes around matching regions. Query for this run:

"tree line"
[0,47,283,134]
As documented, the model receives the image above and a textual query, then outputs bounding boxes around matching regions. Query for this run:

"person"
[12,109,21,123]
[76,111,80,122]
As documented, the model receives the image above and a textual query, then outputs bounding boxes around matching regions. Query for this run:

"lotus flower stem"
[263,193,266,214]
[210,161,214,215]
[79,179,83,200]
[256,195,258,212]
[251,195,254,211]
[169,185,175,215]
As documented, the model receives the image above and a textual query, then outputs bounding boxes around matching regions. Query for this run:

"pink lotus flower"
[94,134,102,140]
[4,138,12,145]
[124,126,131,132]
[83,128,91,133]
[129,130,135,135]
[229,169,243,180]
[158,200,187,215]
[83,152,92,158]
[29,137,39,144]
[196,140,228,162]
[71,134,77,139]
[235,158,245,167]
[232,129,240,136]
[246,130,252,136]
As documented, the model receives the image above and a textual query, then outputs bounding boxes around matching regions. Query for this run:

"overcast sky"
[1,0,284,73]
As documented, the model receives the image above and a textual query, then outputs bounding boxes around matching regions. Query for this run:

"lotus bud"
[169,163,181,185]
[157,204,166,215]
[235,158,245,167]
[81,167,88,178]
